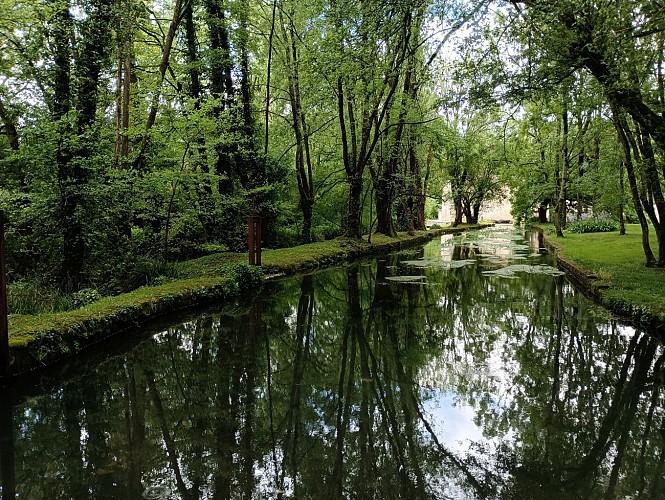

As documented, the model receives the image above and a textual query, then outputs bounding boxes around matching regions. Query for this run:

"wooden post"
[0,211,9,374]
[248,216,262,266]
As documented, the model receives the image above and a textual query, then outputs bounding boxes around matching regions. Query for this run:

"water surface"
[1,226,663,499]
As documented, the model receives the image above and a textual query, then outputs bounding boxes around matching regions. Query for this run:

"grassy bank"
[533,223,665,328]
[4,225,489,378]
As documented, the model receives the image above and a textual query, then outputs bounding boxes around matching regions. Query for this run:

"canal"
[0,226,662,499]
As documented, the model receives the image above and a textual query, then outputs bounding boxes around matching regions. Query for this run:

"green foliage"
[1,0,660,301]
[7,282,74,315]
[567,216,618,234]
[198,243,230,254]
[275,224,301,248]
[8,283,101,315]
[70,288,102,309]
[225,263,264,291]
[90,253,178,294]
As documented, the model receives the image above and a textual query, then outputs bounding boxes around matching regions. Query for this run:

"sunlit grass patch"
[534,223,665,321]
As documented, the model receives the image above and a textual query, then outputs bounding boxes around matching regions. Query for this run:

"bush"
[96,256,178,293]
[567,216,618,233]
[275,225,300,248]
[225,264,264,292]
[70,288,102,309]
[312,223,342,242]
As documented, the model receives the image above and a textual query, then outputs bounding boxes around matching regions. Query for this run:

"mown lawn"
[536,224,665,320]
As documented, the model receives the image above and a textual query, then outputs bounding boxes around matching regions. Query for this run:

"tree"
[52,0,115,289]
[277,0,316,243]
[328,0,418,238]
[508,0,665,265]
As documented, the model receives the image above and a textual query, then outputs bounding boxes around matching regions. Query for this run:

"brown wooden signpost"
[248,216,262,266]
[0,211,9,374]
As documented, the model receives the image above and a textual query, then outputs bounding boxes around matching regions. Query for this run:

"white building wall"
[436,184,512,223]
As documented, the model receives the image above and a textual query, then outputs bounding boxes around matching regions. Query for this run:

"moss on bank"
[532,223,665,329]
[4,224,489,378]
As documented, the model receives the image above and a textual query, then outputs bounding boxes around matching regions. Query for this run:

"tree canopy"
[0,0,664,300]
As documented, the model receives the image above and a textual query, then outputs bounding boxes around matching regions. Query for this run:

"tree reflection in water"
[1,228,664,499]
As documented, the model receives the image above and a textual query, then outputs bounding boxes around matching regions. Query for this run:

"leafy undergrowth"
[535,223,665,322]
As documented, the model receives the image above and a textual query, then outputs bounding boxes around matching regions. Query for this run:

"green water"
[1,226,663,499]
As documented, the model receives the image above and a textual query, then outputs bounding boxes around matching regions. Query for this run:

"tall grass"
[7,282,75,315]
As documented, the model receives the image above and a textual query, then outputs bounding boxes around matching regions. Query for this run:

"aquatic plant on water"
[482,264,566,278]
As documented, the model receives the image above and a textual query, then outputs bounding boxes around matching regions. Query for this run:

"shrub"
[70,288,102,309]
[97,256,178,293]
[567,216,618,234]
[312,223,342,242]
[225,264,264,292]
[275,225,300,248]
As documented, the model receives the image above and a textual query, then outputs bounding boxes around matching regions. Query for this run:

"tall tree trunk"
[575,112,589,219]
[451,166,466,227]
[576,148,584,220]
[374,7,423,237]
[472,202,480,224]
[346,172,364,238]
[374,97,409,236]
[555,87,569,237]
[114,0,132,165]
[184,1,216,240]
[658,36,665,121]
[463,200,472,224]
[635,124,665,266]
[375,177,396,236]
[280,5,315,244]
[236,0,260,189]
[134,0,184,170]
[374,65,411,237]
[52,5,72,122]
[52,2,75,288]
[332,0,413,239]
[205,0,235,194]
[413,143,432,230]
[238,0,253,139]
[611,104,656,266]
[538,200,549,223]
[264,0,277,157]
[619,160,626,235]
[54,0,114,290]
